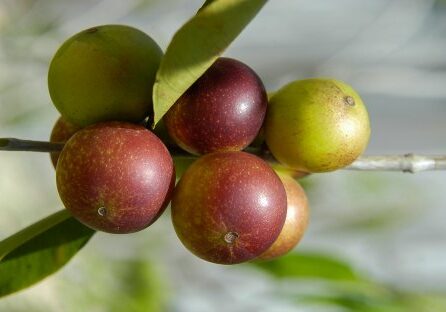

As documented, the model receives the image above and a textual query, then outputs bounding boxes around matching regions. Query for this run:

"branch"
[345,154,446,173]
[1,138,445,173]
[0,138,64,152]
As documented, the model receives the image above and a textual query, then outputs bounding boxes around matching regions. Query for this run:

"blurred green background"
[1,0,446,311]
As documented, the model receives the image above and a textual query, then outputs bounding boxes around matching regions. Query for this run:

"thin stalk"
[1,138,446,173]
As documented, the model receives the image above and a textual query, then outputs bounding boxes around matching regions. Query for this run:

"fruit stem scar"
[344,96,355,106]
[97,207,107,216]
[224,231,239,244]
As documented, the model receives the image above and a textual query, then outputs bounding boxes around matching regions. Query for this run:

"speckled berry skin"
[265,78,370,172]
[171,151,287,264]
[50,116,81,168]
[258,173,309,260]
[164,57,267,155]
[56,122,175,234]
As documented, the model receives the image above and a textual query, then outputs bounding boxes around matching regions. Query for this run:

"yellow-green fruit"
[265,79,370,172]
[48,25,163,127]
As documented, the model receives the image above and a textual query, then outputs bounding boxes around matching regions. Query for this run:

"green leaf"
[299,293,407,312]
[56,257,168,312]
[152,0,267,125]
[295,284,446,312]
[198,0,216,12]
[173,155,197,180]
[109,260,167,312]
[0,210,95,297]
[252,252,360,281]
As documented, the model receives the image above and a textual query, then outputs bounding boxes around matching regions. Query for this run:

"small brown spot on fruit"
[97,207,107,216]
[224,231,239,244]
[344,96,355,106]
[85,27,98,34]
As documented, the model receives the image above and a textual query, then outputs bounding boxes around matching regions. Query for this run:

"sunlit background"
[1,0,446,311]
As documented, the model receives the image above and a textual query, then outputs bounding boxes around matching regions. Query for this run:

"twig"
[1,138,446,173]
[0,138,64,152]
[345,154,446,173]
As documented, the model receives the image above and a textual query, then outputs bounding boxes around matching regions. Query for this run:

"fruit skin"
[171,151,287,264]
[56,122,175,233]
[270,164,310,180]
[49,116,81,168]
[265,78,370,172]
[258,174,309,260]
[48,25,163,127]
[164,57,267,155]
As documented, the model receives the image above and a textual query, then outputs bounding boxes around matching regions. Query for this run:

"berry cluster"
[49,25,370,264]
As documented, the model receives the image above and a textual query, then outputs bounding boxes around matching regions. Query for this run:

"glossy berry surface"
[56,122,175,233]
[164,57,267,155]
[265,78,370,172]
[258,173,309,260]
[171,151,287,264]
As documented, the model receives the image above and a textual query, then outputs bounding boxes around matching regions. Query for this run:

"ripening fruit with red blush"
[56,122,175,233]
[258,174,309,260]
[164,57,267,155]
[171,151,287,264]
[49,116,81,168]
